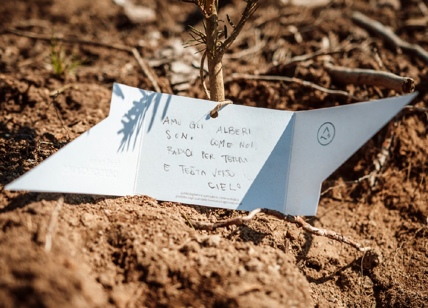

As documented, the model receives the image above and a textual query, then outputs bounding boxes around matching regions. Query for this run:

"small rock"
[110,286,132,308]
[179,240,200,256]
[98,273,114,288]
[245,259,263,272]
[81,213,94,227]
[363,276,374,289]
[306,257,324,271]
[124,3,156,24]
[363,248,383,270]
[202,235,221,248]
[170,61,194,74]
[285,0,330,7]
[174,83,191,92]
[68,216,80,227]
[26,203,45,215]
[377,0,400,10]
[146,263,169,285]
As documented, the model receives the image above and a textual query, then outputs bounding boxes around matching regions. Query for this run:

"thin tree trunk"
[208,57,225,101]
[205,1,225,102]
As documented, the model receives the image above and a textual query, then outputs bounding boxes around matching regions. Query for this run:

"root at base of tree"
[188,208,371,252]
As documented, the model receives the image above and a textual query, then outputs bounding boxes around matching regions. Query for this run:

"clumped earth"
[1,0,427,307]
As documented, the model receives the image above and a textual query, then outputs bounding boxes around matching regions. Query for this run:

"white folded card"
[5,83,417,215]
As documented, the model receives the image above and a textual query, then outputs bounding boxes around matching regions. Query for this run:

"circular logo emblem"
[317,122,335,146]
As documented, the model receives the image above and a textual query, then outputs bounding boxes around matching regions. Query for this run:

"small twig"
[189,208,370,252]
[321,173,373,196]
[225,73,364,101]
[49,84,78,97]
[417,0,428,17]
[370,121,397,187]
[411,174,426,202]
[359,251,368,300]
[131,47,161,93]
[405,105,428,112]
[393,224,426,263]
[3,28,161,92]
[403,18,428,29]
[45,196,64,252]
[190,208,262,230]
[324,62,415,93]
[351,12,428,63]
[222,1,261,52]
[182,212,195,229]
[47,93,71,140]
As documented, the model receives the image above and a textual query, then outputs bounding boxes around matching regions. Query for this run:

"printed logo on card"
[317,122,335,146]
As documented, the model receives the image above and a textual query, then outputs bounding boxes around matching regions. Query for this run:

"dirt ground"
[1,0,427,307]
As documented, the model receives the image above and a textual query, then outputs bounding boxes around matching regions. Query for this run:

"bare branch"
[224,73,364,101]
[351,11,428,63]
[222,0,261,52]
[189,208,370,252]
[324,62,415,93]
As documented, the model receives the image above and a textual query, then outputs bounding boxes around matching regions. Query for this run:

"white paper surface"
[5,83,418,215]
[4,84,142,196]
[287,94,418,215]
[134,92,294,213]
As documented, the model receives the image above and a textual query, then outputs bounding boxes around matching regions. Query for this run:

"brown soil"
[1,0,427,307]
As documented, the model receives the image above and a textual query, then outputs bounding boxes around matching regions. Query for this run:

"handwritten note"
[5,83,417,215]
[135,92,294,213]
